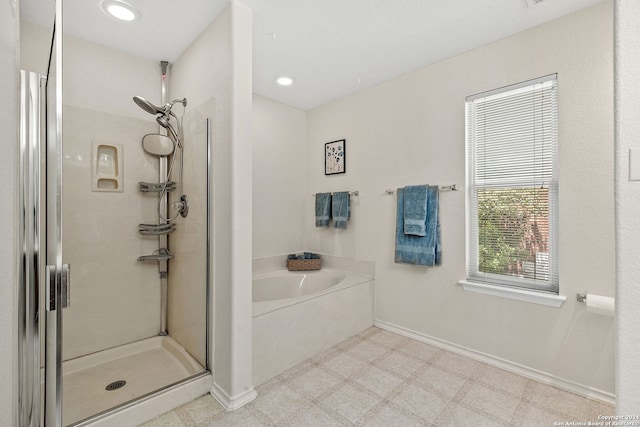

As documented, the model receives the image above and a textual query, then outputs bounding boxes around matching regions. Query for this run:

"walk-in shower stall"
[18,1,214,425]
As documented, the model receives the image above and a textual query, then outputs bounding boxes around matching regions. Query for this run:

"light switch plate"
[631,148,640,181]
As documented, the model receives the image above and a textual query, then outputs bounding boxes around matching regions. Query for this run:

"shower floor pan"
[62,336,203,426]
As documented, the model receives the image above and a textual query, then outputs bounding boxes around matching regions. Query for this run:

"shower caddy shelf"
[137,248,173,262]
[138,222,175,235]
[138,178,176,263]
[139,180,176,193]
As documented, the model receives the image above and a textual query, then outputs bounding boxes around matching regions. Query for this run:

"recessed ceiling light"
[275,76,296,87]
[101,0,140,22]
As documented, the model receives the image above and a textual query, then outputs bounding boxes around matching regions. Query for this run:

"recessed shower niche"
[92,141,123,192]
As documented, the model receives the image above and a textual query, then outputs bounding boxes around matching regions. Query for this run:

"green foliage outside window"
[477,188,549,279]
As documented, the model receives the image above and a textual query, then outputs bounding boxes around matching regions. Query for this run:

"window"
[465,75,558,294]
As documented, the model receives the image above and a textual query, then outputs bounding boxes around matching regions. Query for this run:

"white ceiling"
[21,0,605,111]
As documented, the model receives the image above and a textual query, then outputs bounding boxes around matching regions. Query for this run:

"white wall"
[614,0,640,412]
[252,95,307,258]
[170,0,256,407]
[306,1,615,397]
[1,0,18,423]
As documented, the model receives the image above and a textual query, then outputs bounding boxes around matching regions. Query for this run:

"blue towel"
[315,193,331,227]
[288,252,321,260]
[403,185,428,236]
[395,186,441,266]
[332,192,350,229]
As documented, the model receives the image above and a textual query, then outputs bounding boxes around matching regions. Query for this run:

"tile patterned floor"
[142,327,614,426]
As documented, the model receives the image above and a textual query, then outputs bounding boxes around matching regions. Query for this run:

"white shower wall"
[59,33,166,360]
[167,98,214,368]
[62,106,161,360]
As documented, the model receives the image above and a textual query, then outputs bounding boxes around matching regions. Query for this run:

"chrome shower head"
[133,96,164,115]
[134,96,187,116]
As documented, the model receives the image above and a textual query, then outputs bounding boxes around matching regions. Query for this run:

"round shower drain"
[105,380,126,391]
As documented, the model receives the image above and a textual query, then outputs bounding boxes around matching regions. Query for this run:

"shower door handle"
[61,263,70,308]
[45,263,70,311]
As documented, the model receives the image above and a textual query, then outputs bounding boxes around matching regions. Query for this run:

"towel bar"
[385,184,457,195]
[312,191,359,197]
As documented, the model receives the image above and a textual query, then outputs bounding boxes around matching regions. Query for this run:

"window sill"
[458,280,566,308]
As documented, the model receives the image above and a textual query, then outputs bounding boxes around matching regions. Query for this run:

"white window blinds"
[466,75,559,293]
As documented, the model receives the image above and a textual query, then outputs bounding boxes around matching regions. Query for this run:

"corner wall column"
[614,0,640,412]
[209,0,256,410]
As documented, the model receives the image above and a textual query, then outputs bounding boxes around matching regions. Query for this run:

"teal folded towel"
[288,252,321,260]
[315,193,332,227]
[403,185,428,236]
[395,186,441,266]
[332,191,350,229]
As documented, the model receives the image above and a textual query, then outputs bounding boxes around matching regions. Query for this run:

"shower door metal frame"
[18,2,65,425]
[18,69,43,427]
[44,0,68,424]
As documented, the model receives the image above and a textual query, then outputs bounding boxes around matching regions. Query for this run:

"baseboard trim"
[210,382,257,411]
[374,320,615,405]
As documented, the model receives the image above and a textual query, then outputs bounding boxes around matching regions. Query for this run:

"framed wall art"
[325,139,346,175]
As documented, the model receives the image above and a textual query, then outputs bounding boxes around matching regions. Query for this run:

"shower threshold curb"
[77,372,213,427]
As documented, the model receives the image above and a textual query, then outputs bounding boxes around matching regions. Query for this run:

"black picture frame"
[325,139,346,175]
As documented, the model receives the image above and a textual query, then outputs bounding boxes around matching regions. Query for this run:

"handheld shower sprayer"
[156,114,179,144]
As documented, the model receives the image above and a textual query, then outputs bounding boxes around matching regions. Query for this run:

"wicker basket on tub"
[287,254,321,271]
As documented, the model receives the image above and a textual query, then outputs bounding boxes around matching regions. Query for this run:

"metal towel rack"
[385,184,458,195]
[312,191,359,197]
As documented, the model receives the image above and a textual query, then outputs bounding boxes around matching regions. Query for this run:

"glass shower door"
[34,1,212,424]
